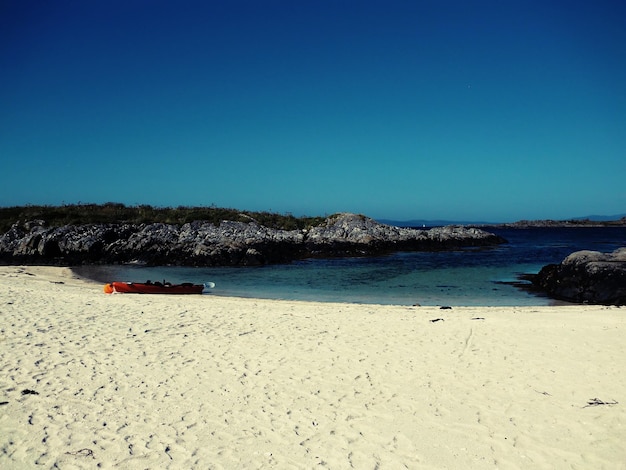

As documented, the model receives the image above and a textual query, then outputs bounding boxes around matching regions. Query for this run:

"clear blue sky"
[2,0,625,222]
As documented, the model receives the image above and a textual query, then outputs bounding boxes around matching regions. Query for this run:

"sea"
[75,227,626,306]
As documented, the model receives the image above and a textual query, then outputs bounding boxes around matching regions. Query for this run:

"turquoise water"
[77,227,626,306]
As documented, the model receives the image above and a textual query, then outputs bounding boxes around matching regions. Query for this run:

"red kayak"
[104,281,215,295]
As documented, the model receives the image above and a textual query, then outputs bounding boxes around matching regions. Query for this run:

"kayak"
[104,281,215,294]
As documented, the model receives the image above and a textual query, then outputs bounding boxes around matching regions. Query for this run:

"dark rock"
[0,213,506,267]
[532,248,626,305]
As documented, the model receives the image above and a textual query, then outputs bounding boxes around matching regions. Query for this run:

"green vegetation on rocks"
[0,203,327,234]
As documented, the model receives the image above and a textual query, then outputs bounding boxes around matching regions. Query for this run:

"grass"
[0,203,328,234]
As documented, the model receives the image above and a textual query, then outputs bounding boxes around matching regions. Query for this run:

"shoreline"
[1,266,625,469]
[69,263,571,308]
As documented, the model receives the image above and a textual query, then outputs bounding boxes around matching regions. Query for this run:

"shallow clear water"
[77,227,626,306]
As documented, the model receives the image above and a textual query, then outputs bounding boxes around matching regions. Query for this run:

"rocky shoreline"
[3,212,624,306]
[528,248,626,306]
[0,213,506,267]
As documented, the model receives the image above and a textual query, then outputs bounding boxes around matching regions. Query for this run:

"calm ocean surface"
[76,227,626,306]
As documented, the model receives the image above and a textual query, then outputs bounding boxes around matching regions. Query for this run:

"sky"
[1,0,625,222]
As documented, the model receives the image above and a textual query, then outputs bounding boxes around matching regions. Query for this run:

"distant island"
[379,215,626,228]
[473,217,626,228]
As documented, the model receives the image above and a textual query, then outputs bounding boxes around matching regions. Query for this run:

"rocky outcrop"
[532,248,626,305]
[0,213,506,267]
[305,213,504,255]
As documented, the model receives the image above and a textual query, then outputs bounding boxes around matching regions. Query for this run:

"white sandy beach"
[1,266,624,469]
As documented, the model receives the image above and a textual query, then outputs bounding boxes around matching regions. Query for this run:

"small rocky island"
[530,248,626,306]
[0,212,506,266]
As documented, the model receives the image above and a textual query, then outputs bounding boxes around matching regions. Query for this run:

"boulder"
[532,248,626,305]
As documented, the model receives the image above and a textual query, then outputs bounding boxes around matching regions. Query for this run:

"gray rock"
[0,213,505,266]
[532,248,626,305]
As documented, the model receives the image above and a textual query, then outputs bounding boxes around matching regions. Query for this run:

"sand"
[0,266,624,469]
